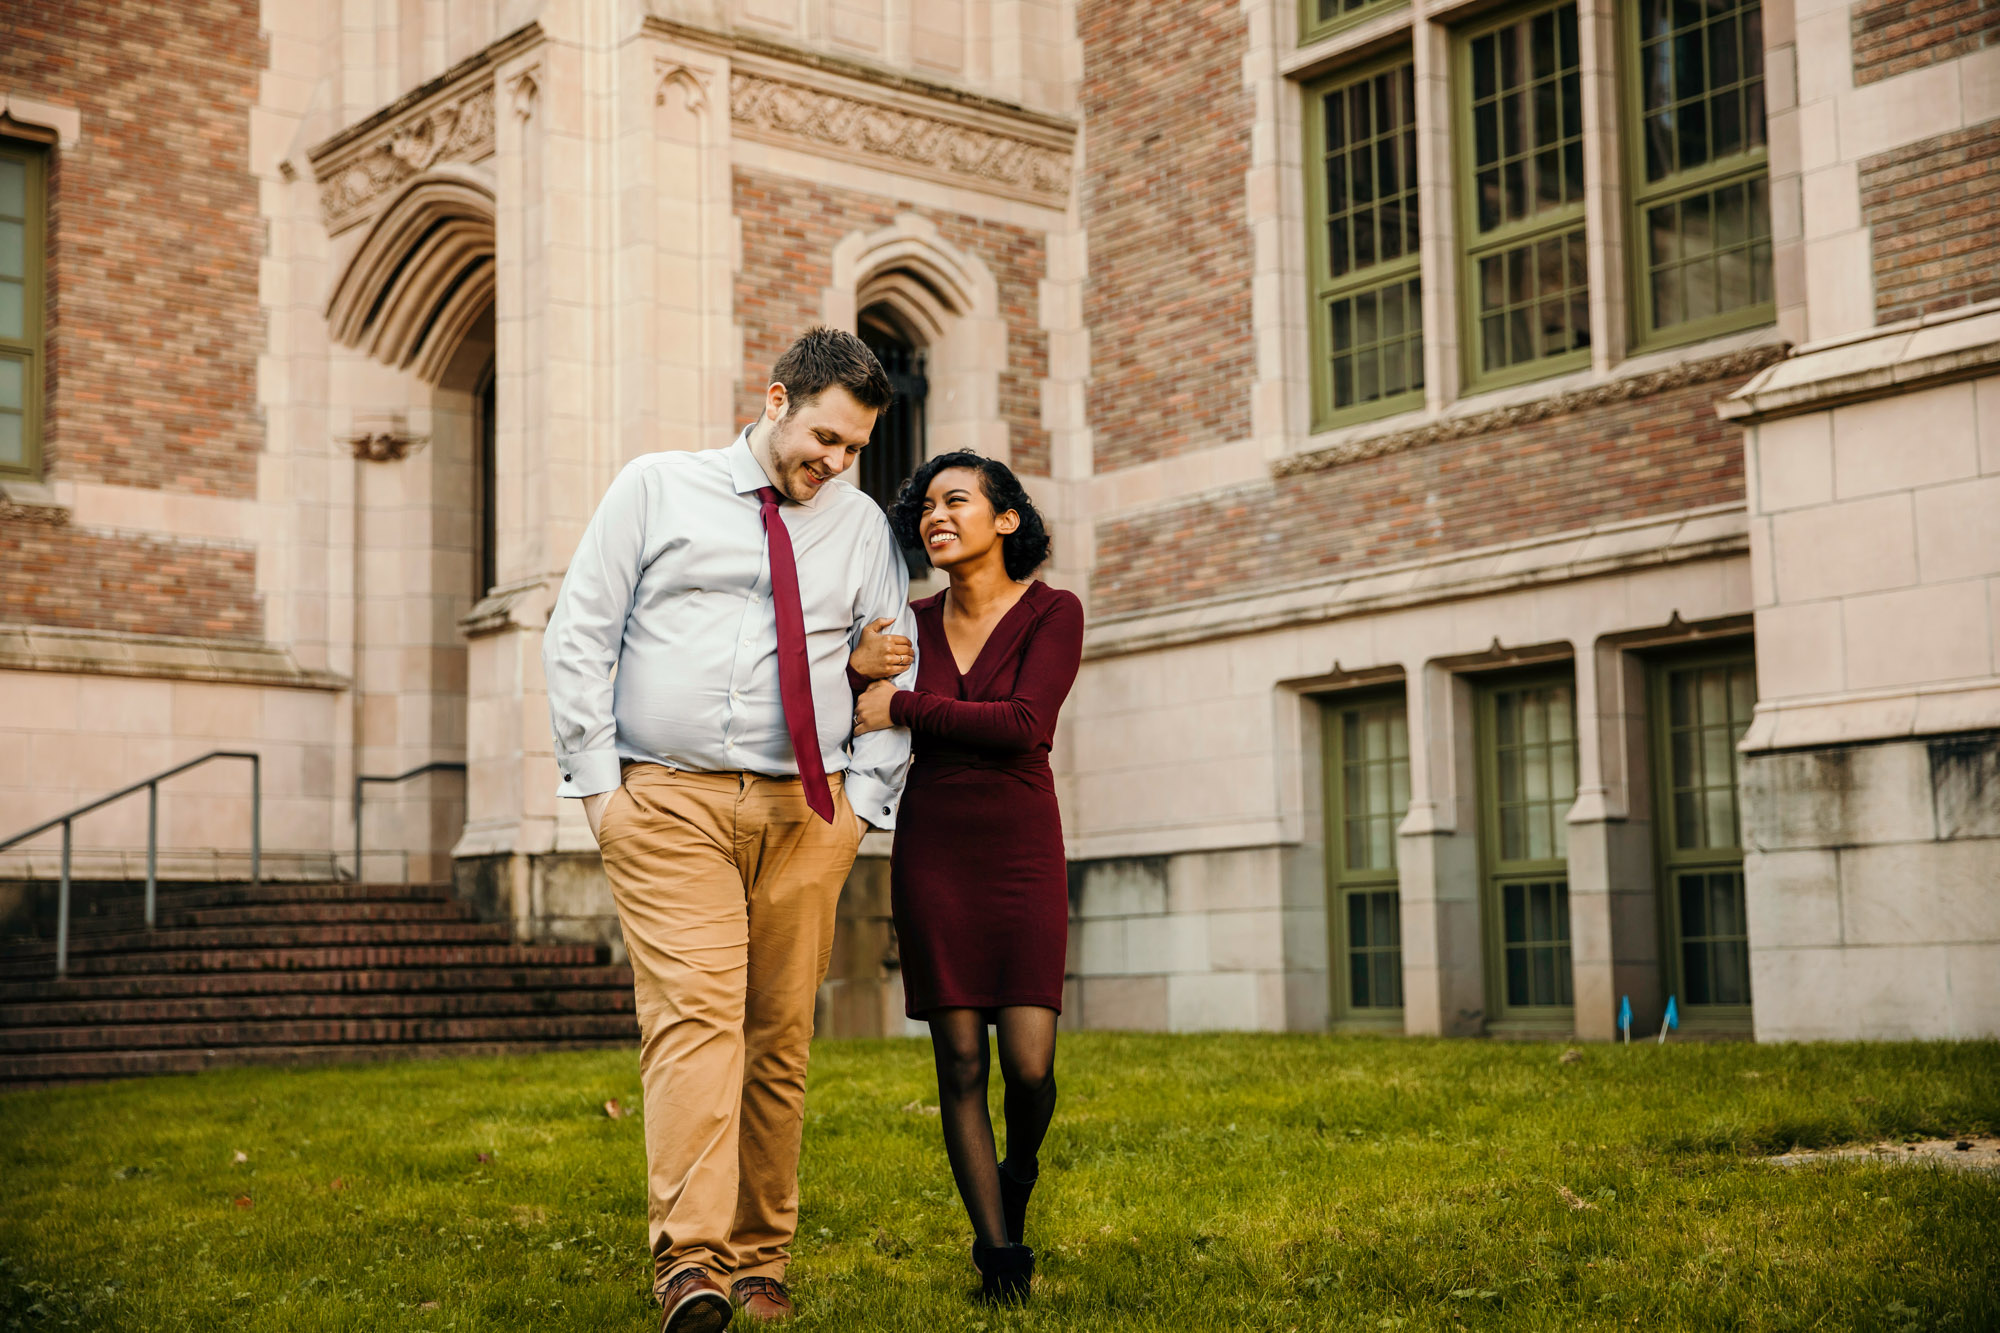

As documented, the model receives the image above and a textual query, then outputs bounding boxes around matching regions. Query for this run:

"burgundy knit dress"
[887,579,1085,1017]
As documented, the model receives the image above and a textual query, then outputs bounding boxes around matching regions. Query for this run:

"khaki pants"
[597,763,863,1286]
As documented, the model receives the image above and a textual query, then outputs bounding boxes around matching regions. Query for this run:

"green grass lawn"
[2,1035,1996,1332]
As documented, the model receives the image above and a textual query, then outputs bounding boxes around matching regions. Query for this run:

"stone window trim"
[1273,0,1779,460]
[820,214,1011,472]
[0,94,83,149]
[1298,0,1413,49]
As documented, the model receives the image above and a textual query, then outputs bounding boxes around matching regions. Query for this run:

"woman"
[848,450,1084,1304]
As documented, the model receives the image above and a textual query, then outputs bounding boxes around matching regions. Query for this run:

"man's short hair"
[770,327,893,413]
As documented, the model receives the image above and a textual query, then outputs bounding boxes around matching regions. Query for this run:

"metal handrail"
[0,750,261,976]
[353,762,467,883]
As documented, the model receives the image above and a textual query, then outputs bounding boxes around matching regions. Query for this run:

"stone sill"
[0,625,349,692]
[1083,503,1748,661]
[1721,299,2000,424]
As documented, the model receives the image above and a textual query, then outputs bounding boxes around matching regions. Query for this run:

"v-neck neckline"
[939,582,1036,681]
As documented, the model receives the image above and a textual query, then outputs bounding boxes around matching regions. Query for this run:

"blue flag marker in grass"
[1619,995,1632,1045]
[1658,995,1679,1045]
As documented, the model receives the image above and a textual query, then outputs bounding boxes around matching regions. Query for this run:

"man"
[543,328,919,1331]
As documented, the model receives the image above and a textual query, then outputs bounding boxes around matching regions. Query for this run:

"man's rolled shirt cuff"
[845,771,900,831]
[556,749,624,799]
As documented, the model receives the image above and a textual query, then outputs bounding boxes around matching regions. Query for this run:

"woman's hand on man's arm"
[849,617,914,682]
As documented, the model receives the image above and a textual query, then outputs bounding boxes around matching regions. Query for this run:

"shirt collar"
[727,427,829,509]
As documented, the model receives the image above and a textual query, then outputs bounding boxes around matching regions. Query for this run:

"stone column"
[1397,661,1485,1035]
[454,16,739,946]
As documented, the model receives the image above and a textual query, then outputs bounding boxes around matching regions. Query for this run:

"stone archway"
[322,165,498,884]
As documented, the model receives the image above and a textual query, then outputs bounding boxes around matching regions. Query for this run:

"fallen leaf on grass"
[900,1100,940,1116]
[232,1151,249,1165]
[328,1178,346,1191]
[1558,1048,1583,1064]
[233,1196,253,1210]
[604,1099,627,1119]
[475,1152,494,1164]
[420,1300,440,1309]
[1555,1185,1595,1211]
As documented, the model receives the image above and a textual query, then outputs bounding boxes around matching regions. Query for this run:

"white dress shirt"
[543,430,918,827]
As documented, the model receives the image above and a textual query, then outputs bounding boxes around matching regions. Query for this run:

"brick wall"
[1850,0,1999,86]
[732,168,1051,476]
[1091,375,1754,619]
[1080,0,1255,474]
[0,525,260,640]
[0,0,266,497]
[1859,118,2000,324]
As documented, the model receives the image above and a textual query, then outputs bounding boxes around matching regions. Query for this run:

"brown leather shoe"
[731,1275,796,1322]
[658,1266,732,1333]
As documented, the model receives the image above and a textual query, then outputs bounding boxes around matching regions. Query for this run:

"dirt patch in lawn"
[1768,1136,2000,1174]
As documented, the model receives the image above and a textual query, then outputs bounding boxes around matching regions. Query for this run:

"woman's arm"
[888,592,1083,754]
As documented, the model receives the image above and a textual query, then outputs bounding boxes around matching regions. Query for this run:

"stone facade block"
[1744,847,1844,950]
[1914,473,2000,584]
[1770,492,1915,603]
[1842,581,1993,689]
[1752,943,1958,1041]
[1742,739,1940,852]
[1080,0,1254,473]
[1754,412,1835,512]
[1841,838,2000,946]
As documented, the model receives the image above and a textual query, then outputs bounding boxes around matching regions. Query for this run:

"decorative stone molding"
[1273,344,1789,479]
[728,64,1074,208]
[507,65,541,120]
[459,576,557,639]
[324,169,496,382]
[346,423,430,462]
[656,62,708,113]
[310,82,496,233]
[0,480,70,526]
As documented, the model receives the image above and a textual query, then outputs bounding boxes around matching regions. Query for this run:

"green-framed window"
[1477,672,1578,1025]
[1300,0,1407,47]
[0,138,46,480]
[1651,650,1756,1022]
[1322,692,1410,1022]
[1305,56,1425,430]
[1456,1,1590,390]
[1626,0,1773,347]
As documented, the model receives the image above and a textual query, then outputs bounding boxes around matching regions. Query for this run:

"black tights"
[926,1006,1058,1248]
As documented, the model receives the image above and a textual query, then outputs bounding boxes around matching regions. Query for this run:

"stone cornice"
[646,19,1075,208]
[1720,299,2000,424]
[305,25,537,234]
[1273,344,1788,479]
[0,625,350,691]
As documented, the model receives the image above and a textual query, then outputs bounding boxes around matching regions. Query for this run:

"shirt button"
[881,806,890,815]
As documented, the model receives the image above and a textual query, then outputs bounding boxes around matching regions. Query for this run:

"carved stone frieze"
[729,69,1073,207]
[313,84,496,234]
[1273,344,1791,479]
[346,422,429,461]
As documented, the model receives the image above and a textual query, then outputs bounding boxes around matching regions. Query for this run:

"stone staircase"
[0,880,637,1089]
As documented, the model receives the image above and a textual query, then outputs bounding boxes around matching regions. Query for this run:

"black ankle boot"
[972,1241,1035,1304]
[997,1159,1038,1246]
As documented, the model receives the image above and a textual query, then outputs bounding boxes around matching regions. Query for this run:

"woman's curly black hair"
[888,450,1051,581]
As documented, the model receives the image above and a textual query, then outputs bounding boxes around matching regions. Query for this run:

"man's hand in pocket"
[582,790,614,843]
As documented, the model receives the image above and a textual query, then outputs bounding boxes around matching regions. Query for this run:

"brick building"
[1,0,1994,1046]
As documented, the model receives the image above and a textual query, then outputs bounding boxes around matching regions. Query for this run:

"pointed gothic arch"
[325,164,497,385]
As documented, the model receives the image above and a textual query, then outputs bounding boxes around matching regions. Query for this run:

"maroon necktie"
[756,487,835,823]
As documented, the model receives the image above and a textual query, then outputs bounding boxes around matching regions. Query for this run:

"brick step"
[0,921,515,961]
[0,1038,639,1089]
[2,943,605,980]
[40,882,455,915]
[0,987,635,1028]
[2,1011,641,1053]
[66,901,483,931]
[0,963,632,1004]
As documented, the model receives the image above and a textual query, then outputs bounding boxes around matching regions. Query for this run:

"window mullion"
[1577,0,1626,369]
